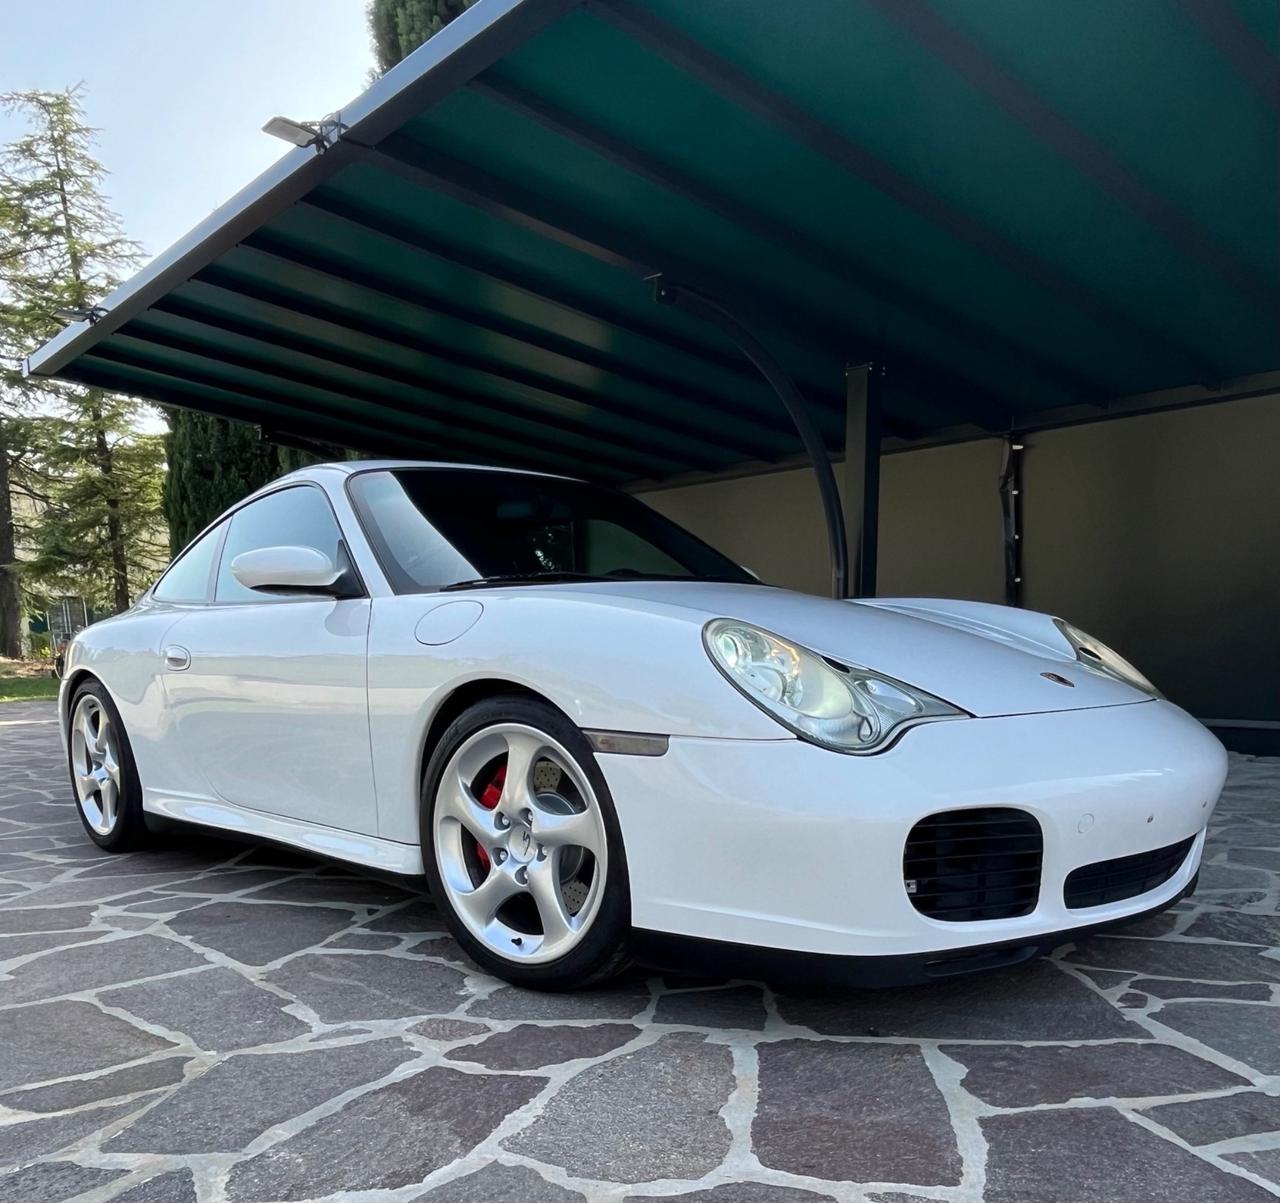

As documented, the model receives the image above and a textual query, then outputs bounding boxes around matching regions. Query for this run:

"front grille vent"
[904,808,1043,922]
[1064,836,1195,909]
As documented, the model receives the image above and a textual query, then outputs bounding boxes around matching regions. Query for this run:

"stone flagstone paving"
[0,698,1278,1201]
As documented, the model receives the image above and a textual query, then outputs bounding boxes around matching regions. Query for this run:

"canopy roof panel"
[28,0,1279,484]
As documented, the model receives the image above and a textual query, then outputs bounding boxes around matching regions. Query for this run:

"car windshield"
[348,468,756,594]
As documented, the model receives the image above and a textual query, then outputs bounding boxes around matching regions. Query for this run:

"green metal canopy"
[26,0,1280,488]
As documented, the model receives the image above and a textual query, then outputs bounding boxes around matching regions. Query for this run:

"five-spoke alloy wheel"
[66,680,149,851]
[422,696,631,989]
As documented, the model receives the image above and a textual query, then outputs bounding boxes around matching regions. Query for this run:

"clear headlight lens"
[1053,618,1160,697]
[703,619,965,753]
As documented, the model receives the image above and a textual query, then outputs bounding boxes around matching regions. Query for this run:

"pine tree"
[369,0,477,72]
[0,88,166,618]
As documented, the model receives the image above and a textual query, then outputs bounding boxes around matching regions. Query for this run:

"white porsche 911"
[61,460,1227,989]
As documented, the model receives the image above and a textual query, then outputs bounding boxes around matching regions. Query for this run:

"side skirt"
[144,793,425,875]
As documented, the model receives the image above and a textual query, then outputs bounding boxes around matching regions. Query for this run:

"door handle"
[164,645,191,671]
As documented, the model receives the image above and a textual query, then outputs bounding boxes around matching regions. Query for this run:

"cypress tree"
[369,0,477,72]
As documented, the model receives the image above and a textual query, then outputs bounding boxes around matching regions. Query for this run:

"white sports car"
[61,461,1227,989]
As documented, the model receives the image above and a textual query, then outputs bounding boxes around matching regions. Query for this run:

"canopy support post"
[844,363,883,597]
[654,280,849,598]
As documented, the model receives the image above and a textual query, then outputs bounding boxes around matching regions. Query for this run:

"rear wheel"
[67,681,150,852]
[421,696,631,989]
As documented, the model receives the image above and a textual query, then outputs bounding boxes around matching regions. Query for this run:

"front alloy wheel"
[422,697,631,989]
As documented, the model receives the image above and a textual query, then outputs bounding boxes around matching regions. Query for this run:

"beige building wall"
[639,393,1280,729]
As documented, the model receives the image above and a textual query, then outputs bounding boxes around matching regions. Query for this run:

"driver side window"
[214,486,343,604]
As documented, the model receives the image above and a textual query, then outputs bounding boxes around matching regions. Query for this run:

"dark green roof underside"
[41,0,1280,484]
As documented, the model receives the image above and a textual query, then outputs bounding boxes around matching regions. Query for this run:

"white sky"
[1,0,374,264]
[2,2,375,433]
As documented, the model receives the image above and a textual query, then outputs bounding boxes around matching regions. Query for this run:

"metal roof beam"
[1176,0,1280,116]
[222,238,801,456]
[592,0,1224,387]
[183,260,779,465]
[875,0,1276,312]
[109,325,668,481]
[298,196,783,392]
[474,72,1094,422]
[142,294,706,477]
[342,139,995,441]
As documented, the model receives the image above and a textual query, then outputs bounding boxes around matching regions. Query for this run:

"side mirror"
[230,546,359,597]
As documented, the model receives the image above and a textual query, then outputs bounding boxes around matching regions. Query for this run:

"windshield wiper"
[440,571,607,591]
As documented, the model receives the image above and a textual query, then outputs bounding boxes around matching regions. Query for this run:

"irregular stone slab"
[1182,912,1280,946]
[158,869,300,895]
[0,904,96,934]
[9,874,198,907]
[943,1042,1246,1106]
[0,1100,139,1163]
[73,845,240,877]
[363,899,449,933]
[264,952,468,1021]
[1226,1149,1280,1186]
[653,986,768,1030]
[982,1106,1276,1202]
[1,1000,177,1090]
[0,929,104,960]
[100,966,310,1052]
[1109,911,1182,938]
[413,1163,586,1202]
[1,934,208,1005]
[775,961,1140,1040]
[4,1056,189,1112]
[111,1169,198,1203]
[1200,864,1274,889]
[226,1065,543,1200]
[508,1034,733,1183]
[329,931,404,950]
[105,1038,414,1154]
[248,876,413,906]
[1144,1091,1280,1145]
[753,1040,960,1186]
[1064,936,1280,982]
[471,981,650,1022]
[0,1161,125,1201]
[165,901,355,965]
[1129,977,1273,1001]
[1073,966,1135,990]
[410,1017,490,1042]
[114,891,197,913]
[1155,1002,1280,1074]
[625,1185,834,1202]
[447,1023,638,1070]
[1229,849,1280,872]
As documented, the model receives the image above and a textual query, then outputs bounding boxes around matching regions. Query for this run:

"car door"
[161,483,377,834]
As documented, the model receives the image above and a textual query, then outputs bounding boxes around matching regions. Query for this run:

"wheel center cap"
[507,824,536,864]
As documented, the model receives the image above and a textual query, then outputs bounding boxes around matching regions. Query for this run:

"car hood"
[539,581,1146,717]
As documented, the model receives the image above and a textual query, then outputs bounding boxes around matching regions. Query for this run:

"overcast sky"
[1,0,375,262]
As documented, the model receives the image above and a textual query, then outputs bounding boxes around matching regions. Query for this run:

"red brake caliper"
[473,763,506,875]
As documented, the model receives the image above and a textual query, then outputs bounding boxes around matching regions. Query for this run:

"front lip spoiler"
[632,873,1198,990]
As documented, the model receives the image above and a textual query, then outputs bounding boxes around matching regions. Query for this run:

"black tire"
[420,695,633,990]
[66,678,151,852]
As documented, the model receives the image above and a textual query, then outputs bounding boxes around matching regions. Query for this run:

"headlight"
[1053,618,1160,697]
[703,619,965,753]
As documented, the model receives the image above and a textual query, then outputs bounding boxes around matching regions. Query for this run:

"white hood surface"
[539,581,1148,719]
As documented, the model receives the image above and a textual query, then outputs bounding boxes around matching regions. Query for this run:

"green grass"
[0,674,60,703]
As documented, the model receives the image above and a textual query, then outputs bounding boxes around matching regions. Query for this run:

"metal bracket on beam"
[654,279,849,598]
[999,436,1025,606]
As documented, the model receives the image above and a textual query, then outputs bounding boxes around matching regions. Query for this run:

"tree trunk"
[89,399,130,612]
[0,425,24,658]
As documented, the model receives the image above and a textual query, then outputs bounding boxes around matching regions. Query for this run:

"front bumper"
[599,699,1226,970]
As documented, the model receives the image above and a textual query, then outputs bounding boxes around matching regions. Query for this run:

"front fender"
[366,593,789,843]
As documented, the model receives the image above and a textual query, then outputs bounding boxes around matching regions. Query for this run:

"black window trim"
[152,481,366,609]
[343,464,751,598]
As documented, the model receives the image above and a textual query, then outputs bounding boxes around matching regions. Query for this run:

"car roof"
[276,460,578,483]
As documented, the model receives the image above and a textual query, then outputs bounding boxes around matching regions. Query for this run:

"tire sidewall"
[67,678,146,852]
[420,695,631,989]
